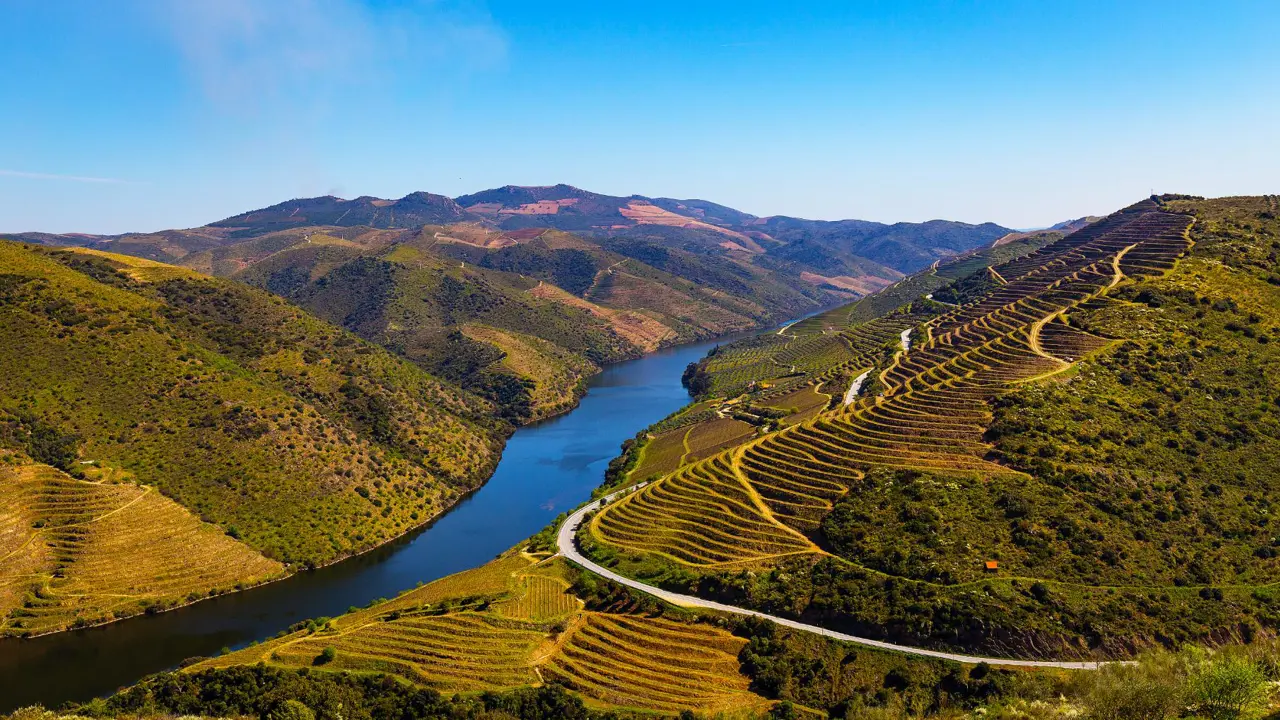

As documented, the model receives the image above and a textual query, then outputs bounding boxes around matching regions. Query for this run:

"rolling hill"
[454,183,1013,280]
[10,184,1012,283]
[52,194,1280,720]
[213,226,813,421]
[0,241,506,635]
[583,194,1280,665]
[4,185,1015,422]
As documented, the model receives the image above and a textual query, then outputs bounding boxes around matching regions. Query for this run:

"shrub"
[767,700,798,719]
[1185,653,1271,720]
[315,646,336,665]
[267,699,315,720]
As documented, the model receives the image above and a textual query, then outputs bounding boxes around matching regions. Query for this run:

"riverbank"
[7,306,817,643]
[0,319,779,712]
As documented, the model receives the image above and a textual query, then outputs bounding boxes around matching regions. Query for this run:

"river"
[0,327,763,712]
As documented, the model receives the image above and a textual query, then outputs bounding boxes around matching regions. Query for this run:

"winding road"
[557,484,1106,670]
[843,370,870,406]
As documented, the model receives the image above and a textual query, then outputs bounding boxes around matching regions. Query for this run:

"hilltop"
[39,194,1280,720]
[2,184,1008,420]
[0,242,505,635]
[583,194,1280,664]
[4,185,1015,421]
[8,184,1013,280]
[6,184,1016,297]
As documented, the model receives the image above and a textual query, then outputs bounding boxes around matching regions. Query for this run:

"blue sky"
[2,0,1277,233]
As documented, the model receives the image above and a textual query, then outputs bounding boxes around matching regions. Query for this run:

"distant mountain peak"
[504,183,582,192]
[205,190,472,232]
[9,183,1011,287]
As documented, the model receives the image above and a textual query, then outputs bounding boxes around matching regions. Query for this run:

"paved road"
[558,484,1106,669]
[843,370,870,406]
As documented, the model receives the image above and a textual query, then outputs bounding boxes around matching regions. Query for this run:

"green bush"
[1186,653,1271,720]
[267,699,315,720]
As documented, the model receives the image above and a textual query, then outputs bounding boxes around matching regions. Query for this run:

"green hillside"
[4,187,1023,427]
[0,243,505,608]
[12,218,837,422]
[581,195,1280,661]
[680,231,1060,400]
[59,194,1280,720]
[221,228,789,421]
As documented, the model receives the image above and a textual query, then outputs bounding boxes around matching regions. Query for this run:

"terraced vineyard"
[543,612,761,714]
[693,311,923,399]
[0,461,282,636]
[271,613,545,692]
[680,418,756,464]
[589,199,1196,570]
[201,552,765,715]
[686,230,1070,405]
[760,385,830,426]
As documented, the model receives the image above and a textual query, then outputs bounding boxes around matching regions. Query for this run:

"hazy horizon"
[2,0,1277,234]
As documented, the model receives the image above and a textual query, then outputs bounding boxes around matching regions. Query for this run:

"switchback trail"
[557,484,1106,670]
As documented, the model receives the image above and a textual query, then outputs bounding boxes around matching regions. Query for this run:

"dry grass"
[493,560,581,623]
[198,553,763,714]
[544,613,767,715]
[631,428,688,481]
[591,271,759,337]
[0,462,283,636]
[799,271,898,295]
[526,282,676,352]
[62,248,202,283]
[271,613,545,692]
[763,386,830,426]
[681,418,756,464]
[619,200,760,247]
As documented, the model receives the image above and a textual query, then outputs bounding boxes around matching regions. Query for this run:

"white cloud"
[151,0,506,111]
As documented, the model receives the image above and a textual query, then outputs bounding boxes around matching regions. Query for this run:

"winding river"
[0,328,762,712]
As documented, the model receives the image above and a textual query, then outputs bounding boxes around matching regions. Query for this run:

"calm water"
[0,329,760,712]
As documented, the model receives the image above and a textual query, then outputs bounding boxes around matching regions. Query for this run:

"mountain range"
[9,183,1012,289]
[5,185,1013,421]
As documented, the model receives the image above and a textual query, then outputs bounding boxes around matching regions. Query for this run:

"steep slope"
[681,230,1062,399]
[455,183,1012,278]
[222,228,790,421]
[0,242,505,634]
[581,195,1280,661]
[3,187,1014,421]
[0,458,283,636]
